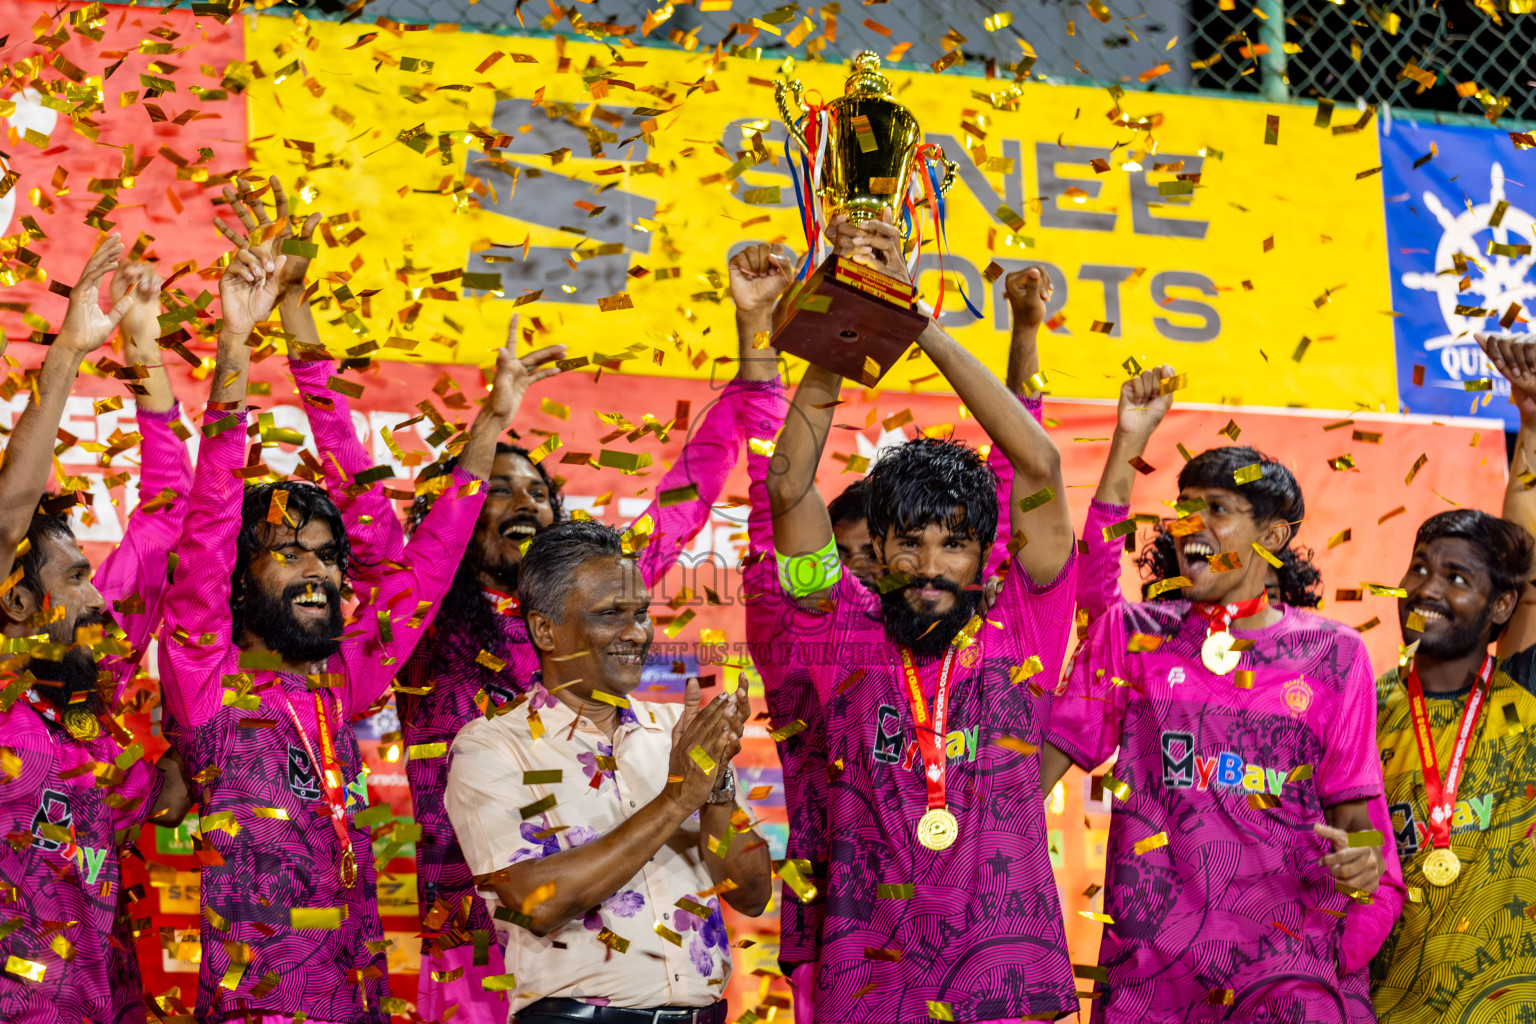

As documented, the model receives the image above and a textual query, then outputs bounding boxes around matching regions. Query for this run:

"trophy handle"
[925,142,960,197]
[776,79,809,152]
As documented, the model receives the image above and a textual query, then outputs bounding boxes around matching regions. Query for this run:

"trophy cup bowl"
[772,51,958,386]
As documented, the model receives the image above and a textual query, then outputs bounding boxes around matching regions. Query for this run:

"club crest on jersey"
[30,789,72,852]
[1283,676,1314,718]
[286,745,321,801]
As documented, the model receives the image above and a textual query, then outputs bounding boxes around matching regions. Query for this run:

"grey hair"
[518,519,626,624]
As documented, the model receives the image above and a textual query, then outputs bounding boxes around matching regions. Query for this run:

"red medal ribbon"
[1405,654,1494,851]
[482,586,521,617]
[1192,591,1269,635]
[899,645,959,812]
[280,689,356,879]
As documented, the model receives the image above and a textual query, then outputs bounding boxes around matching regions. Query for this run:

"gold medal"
[917,807,959,851]
[1201,632,1241,675]
[340,845,358,888]
[63,710,100,742]
[1422,847,1460,887]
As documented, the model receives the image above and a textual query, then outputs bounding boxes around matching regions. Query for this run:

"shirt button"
[629,801,636,807]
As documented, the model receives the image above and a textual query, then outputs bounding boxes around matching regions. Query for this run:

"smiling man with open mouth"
[1041,366,1406,1023]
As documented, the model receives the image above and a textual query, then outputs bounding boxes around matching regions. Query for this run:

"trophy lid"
[843,51,893,98]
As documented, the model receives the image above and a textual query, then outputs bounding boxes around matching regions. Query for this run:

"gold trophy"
[774,51,958,385]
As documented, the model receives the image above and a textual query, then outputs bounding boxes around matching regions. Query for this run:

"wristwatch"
[706,765,737,804]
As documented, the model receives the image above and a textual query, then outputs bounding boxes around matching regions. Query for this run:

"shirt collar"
[526,683,662,734]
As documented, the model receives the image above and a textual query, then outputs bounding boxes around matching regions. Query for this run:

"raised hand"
[1005,266,1054,331]
[218,240,287,339]
[1476,331,1536,422]
[56,234,135,354]
[728,243,796,313]
[109,260,165,349]
[1117,364,1177,439]
[486,316,567,422]
[665,689,740,812]
[836,208,910,285]
[214,176,322,304]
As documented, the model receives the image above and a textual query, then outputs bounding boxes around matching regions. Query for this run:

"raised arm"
[94,261,193,661]
[160,238,287,727]
[1078,364,1177,619]
[1477,332,1536,657]
[985,267,1052,578]
[0,235,132,572]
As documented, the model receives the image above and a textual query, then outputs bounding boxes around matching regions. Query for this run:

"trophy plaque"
[773,51,957,386]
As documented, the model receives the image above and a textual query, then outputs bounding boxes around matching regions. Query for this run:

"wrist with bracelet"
[706,764,737,805]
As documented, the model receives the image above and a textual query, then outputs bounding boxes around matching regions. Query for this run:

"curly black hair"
[1135,445,1321,608]
[231,481,354,639]
[406,441,563,533]
[863,437,999,549]
[1412,509,1535,639]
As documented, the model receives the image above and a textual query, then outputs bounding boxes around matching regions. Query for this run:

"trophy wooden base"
[772,254,930,386]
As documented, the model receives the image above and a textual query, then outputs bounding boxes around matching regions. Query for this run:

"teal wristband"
[776,537,843,597]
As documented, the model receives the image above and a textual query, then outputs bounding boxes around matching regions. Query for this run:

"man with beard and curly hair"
[1041,370,1404,1022]
[158,181,560,1023]
[765,212,1079,1023]
[0,240,194,1022]
[733,216,1059,1023]
[389,255,785,1014]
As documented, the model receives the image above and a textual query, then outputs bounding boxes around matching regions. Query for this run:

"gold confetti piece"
[266,489,292,526]
[878,883,915,899]
[523,770,562,785]
[590,690,631,709]
[660,484,701,507]
[1233,463,1263,485]
[253,807,289,819]
[996,736,1039,755]
[769,720,808,741]
[1407,887,1425,904]
[1017,486,1056,513]
[928,1001,955,1021]
[1234,670,1254,689]
[1264,114,1280,145]
[482,974,518,991]
[1366,583,1407,598]
[475,650,507,673]
[1148,577,1191,598]
[1210,990,1235,1006]
[1287,764,1314,782]
[540,397,570,420]
[1010,656,1044,683]
[519,794,557,820]
[742,187,782,205]
[1347,830,1384,848]
[290,907,344,929]
[1328,529,1352,549]
[1134,832,1168,855]
[1328,454,1356,471]
[1074,964,1109,982]
[1250,543,1283,568]
[407,742,447,760]
[597,293,634,312]
[597,927,630,953]
[689,746,717,773]
[1504,703,1524,736]
[1248,793,1281,809]
[1156,373,1188,396]
[5,955,45,981]
[1405,453,1428,485]
[1102,773,1131,800]
[1355,616,1382,633]
[1209,552,1241,572]
[654,921,684,946]
[1127,634,1164,653]
[1079,910,1114,923]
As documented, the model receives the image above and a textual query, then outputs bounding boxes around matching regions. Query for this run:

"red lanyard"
[279,689,358,887]
[1405,655,1494,850]
[899,645,959,812]
[1192,591,1269,634]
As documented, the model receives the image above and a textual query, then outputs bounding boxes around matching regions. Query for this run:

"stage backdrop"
[2,1,1396,412]
[9,350,1505,1014]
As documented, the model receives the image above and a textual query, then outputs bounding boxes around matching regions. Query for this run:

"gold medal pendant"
[1422,847,1460,887]
[340,845,359,888]
[917,807,959,851]
[63,710,100,742]
[1201,632,1241,675]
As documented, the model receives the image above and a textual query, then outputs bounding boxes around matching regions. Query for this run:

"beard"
[1412,599,1494,661]
[243,576,343,664]
[880,575,984,659]
[29,610,107,717]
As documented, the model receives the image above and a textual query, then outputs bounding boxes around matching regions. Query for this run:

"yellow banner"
[247,18,1392,408]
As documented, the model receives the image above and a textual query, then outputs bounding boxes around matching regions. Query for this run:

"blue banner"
[1381,120,1536,429]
